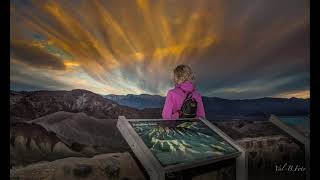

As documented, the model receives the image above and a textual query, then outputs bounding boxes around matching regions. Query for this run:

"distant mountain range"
[104,94,165,109]
[104,94,310,118]
[10,89,309,123]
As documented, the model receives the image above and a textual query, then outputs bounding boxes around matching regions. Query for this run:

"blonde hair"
[173,64,195,84]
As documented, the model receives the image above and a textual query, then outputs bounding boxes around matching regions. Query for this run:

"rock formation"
[10,152,145,180]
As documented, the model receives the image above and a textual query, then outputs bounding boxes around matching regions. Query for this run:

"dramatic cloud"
[10,0,309,99]
[10,41,66,70]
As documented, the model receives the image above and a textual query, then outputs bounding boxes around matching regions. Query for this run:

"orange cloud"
[276,90,310,99]
[10,0,309,97]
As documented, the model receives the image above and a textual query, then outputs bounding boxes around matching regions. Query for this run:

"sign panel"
[130,120,239,167]
[117,117,247,180]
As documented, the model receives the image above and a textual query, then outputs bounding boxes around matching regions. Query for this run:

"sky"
[10,0,310,99]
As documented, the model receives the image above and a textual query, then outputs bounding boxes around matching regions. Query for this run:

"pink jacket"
[162,80,206,120]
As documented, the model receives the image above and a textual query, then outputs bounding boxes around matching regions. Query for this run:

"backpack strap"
[186,91,193,99]
[178,87,194,96]
[179,86,187,94]
[179,87,194,99]
[174,87,195,116]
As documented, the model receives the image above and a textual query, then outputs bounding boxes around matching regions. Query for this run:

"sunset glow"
[10,0,309,99]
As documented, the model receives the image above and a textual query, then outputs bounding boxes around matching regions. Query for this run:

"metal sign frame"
[117,116,248,180]
[269,115,310,180]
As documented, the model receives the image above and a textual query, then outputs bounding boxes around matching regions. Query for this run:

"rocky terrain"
[10,122,82,167]
[213,121,305,165]
[10,89,308,180]
[10,152,145,180]
[31,111,130,153]
[10,89,149,123]
[213,120,306,180]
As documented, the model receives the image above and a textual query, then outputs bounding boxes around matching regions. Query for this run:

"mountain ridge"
[10,89,309,123]
[104,93,310,117]
[10,89,144,123]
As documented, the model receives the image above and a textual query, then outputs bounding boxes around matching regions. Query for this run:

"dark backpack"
[178,88,198,118]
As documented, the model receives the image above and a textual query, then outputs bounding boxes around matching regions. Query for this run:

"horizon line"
[10,88,310,100]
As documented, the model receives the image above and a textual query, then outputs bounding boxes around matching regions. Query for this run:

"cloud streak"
[10,0,309,99]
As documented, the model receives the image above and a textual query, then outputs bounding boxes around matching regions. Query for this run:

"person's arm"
[196,96,206,119]
[162,91,174,119]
